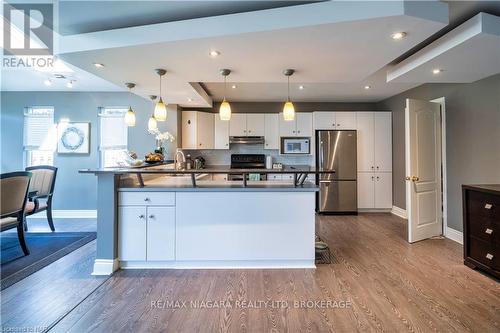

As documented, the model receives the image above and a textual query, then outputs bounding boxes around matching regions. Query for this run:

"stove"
[229,154,267,181]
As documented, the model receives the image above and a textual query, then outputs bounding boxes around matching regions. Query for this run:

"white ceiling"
[387,13,500,83]
[56,0,448,106]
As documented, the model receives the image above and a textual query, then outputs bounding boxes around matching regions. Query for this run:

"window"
[24,107,56,167]
[99,107,128,167]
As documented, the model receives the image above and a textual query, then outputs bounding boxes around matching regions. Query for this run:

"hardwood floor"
[2,214,499,332]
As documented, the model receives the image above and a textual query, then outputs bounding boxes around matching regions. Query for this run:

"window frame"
[23,106,55,168]
[98,107,129,168]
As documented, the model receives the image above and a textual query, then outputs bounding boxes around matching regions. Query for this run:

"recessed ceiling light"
[231,84,237,89]
[66,80,74,88]
[432,68,443,74]
[364,85,371,90]
[391,32,407,40]
[187,98,193,102]
[209,50,220,57]
[299,85,304,90]
[94,63,105,68]
[43,79,52,86]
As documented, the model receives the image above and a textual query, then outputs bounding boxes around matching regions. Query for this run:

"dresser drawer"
[468,236,498,270]
[467,191,500,223]
[119,192,175,206]
[468,217,497,242]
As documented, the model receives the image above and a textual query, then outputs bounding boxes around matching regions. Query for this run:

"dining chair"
[24,165,58,231]
[1,171,32,255]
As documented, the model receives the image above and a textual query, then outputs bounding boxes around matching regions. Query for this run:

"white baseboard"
[92,259,119,275]
[29,210,97,219]
[120,260,316,270]
[391,206,407,219]
[445,227,463,245]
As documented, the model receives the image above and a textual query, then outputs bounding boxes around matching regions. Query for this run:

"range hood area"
[229,136,265,145]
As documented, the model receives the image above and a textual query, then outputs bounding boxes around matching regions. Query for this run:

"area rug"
[1,232,96,290]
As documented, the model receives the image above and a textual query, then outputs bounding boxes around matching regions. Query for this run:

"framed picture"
[57,122,90,154]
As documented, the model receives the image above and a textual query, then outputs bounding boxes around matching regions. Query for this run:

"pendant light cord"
[159,75,162,98]
[287,75,290,102]
[223,75,227,101]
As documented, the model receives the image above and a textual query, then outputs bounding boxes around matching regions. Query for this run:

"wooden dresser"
[462,185,500,278]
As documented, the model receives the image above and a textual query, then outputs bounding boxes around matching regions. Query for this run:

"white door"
[374,112,392,172]
[374,172,393,209]
[279,113,296,137]
[357,173,375,209]
[313,112,335,130]
[356,112,375,172]
[197,112,214,149]
[405,99,442,243]
[335,112,357,130]
[246,114,265,136]
[146,206,175,261]
[229,114,247,136]
[214,116,229,149]
[296,113,313,137]
[264,114,279,149]
[118,206,147,261]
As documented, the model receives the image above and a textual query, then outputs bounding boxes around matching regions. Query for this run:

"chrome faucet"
[175,148,186,170]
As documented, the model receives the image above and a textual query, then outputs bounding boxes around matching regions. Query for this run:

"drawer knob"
[144,198,150,202]
[486,253,493,260]
[148,215,155,219]
[485,228,493,235]
[139,215,145,219]
[484,203,492,210]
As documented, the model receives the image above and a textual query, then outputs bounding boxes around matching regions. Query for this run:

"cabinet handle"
[248,130,251,133]
[371,176,374,180]
[148,215,155,219]
[371,166,374,169]
[376,166,379,169]
[485,203,492,210]
[337,124,340,127]
[199,143,202,146]
[292,130,296,133]
[225,143,228,146]
[144,198,150,202]
[139,214,145,219]
[297,130,301,133]
[486,253,493,260]
[266,143,269,146]
[485,228,493,235]
[376,176,379,181]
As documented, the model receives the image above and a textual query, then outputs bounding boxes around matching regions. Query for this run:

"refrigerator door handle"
[319,140,324,170]
[319,180,332,183]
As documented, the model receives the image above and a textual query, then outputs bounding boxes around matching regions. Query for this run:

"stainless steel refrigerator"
[316,130,357,214]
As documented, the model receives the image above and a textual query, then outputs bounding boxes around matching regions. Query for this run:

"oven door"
[280,137,310,154]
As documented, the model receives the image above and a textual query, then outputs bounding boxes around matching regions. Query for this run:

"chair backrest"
[25,165,57,197]
[0,171,32,217]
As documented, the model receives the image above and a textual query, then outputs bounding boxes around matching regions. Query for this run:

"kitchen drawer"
[468,236,499,270]
[467,191,500,223]
[268,174,282,181]
[119,192,175,206]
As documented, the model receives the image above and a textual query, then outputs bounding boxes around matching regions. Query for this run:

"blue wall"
[1,91,179,210]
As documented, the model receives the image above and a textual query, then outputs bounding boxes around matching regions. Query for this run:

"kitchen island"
[80,165,334,275]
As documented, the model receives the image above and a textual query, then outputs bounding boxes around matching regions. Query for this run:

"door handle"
[405,176,419,182]
[319,180,332,184]
[148,215,155,219]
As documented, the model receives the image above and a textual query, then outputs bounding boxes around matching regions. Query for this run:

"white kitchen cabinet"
[264,114,279,149]
[267,174,282,181]
[313,112,335,130]
[212,174,228,181]
[118,206,147,261]
[246,114,265,136]
[356,112,375,172]
[374,173,392,209]
[229,114,247,136]
[374,112,392,172]
[214,116,229,149]
[335,112,357,129]
[279,112,312,137]
[146,206,176,261]
[357,173,375,209]
[182,111,214,149]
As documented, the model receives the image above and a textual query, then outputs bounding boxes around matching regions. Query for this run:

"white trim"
[445,227,463,245]
[92,259,119,275]
[120,260,316,270]
[391,206,407,219]
[358,208,392,213]
[431,97,448,237]
[29,210,97,219]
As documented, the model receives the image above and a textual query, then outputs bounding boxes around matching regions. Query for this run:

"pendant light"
[148,95,158,131]
[154,69,167,121]
[282,69,295,121]
[219,69,232,121]
[124,82,136,127]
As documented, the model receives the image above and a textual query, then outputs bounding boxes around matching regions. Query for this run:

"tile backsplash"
[183,144,314,166]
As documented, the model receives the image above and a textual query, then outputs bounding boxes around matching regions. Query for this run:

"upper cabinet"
[182,111,214,149]
[279,112,313,137]
[313,112,356,130]
[214,116,229,149]
[229,113,265,136]
[356,112,392,172]
[264,114,279,150]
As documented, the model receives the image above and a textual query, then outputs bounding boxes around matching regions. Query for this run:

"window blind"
[99,107,128,149]
[23,107,56,150]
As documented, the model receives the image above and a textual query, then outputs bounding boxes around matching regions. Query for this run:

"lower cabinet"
[118,202,175,261]
[357,172,392,209]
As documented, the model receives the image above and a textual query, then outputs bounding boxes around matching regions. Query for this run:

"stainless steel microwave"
[280,137,311,154]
